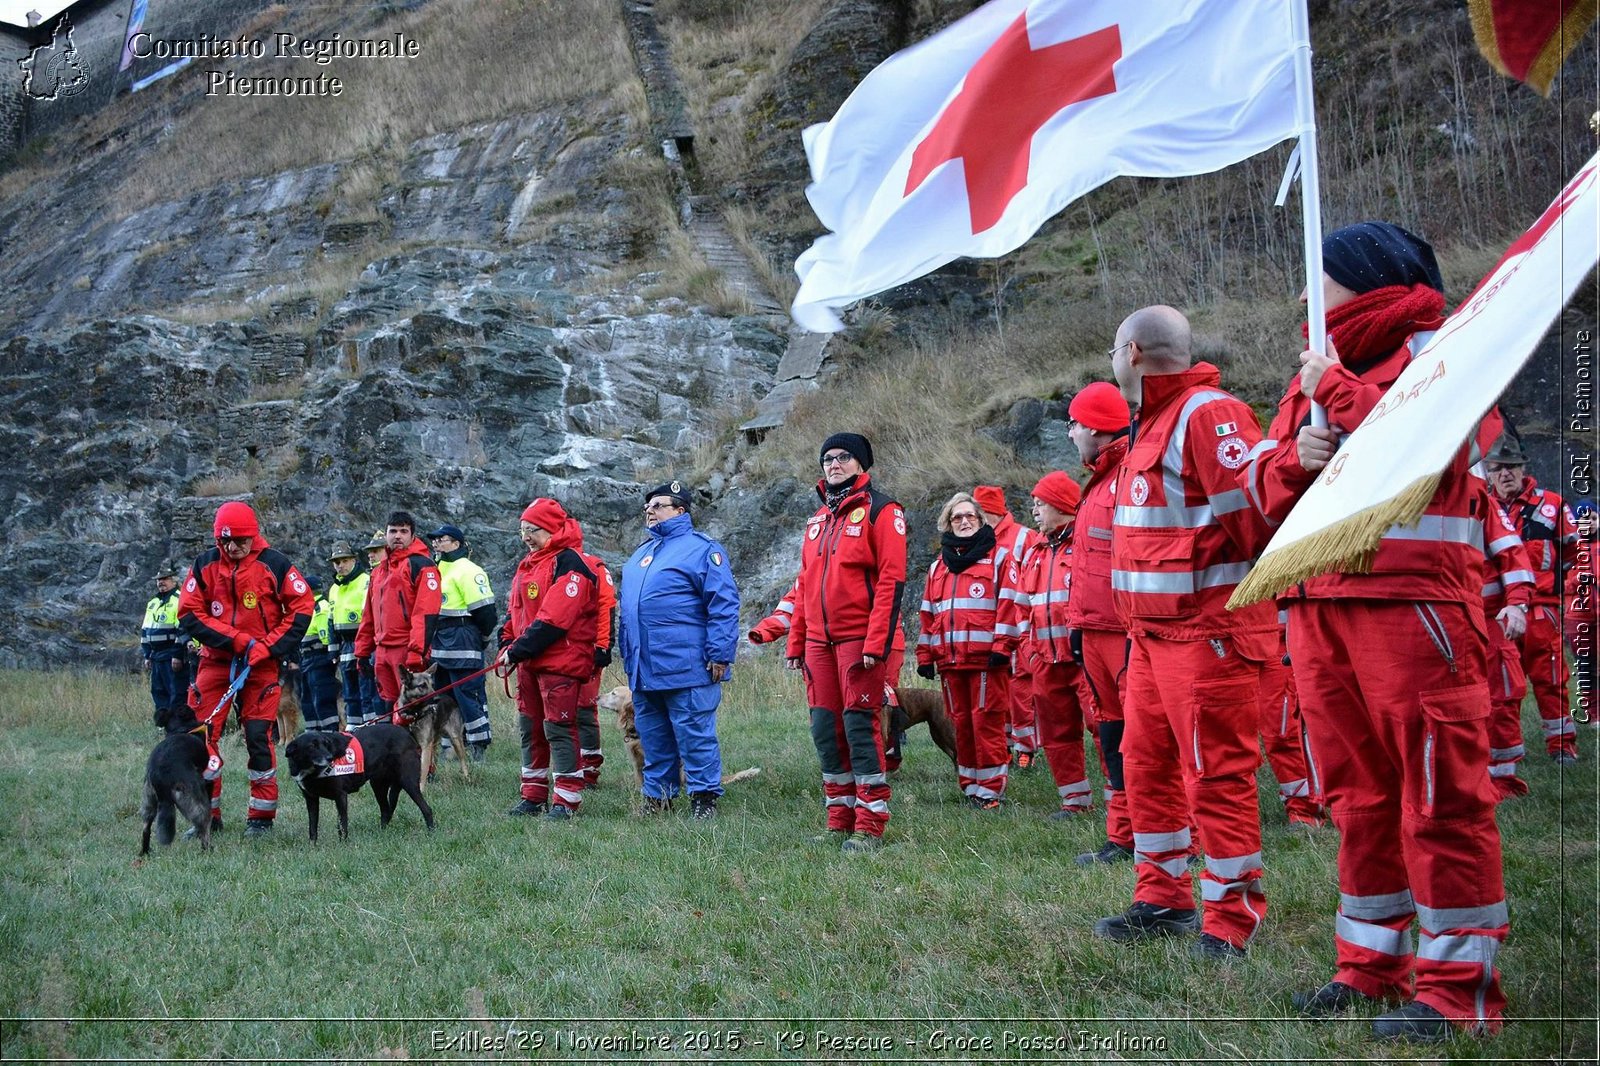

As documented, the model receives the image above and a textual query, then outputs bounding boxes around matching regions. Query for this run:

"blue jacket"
[618,512,741,692]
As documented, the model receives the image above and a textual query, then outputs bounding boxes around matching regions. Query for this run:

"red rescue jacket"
[992,512,1045,570]
[1478,484,1535,614]
[580,548,616,653]
[1112,363,1276,647]
[1066,436,1127,632]
[1021,524,1077,665]
[786,475,909,661]
[1242,336,1501,606]
[1494,477,1577,606]
[354,537,441,658]
[502,520,598,678]
[179,536,315,663]
[916,545,1025,671]
[749,576,800,644]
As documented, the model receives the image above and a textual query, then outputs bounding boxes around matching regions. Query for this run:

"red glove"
[404,652,426,672]
[246,642,272,667]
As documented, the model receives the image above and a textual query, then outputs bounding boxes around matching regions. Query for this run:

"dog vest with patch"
[322,734,366,777]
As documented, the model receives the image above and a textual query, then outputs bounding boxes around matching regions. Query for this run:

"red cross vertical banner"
[793,0,1301,333]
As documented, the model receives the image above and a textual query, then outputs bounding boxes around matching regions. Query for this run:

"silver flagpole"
[1291,0,1328,429]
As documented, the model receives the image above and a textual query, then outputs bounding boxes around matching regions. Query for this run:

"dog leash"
[387,660,504,725]
[200,646,254,729]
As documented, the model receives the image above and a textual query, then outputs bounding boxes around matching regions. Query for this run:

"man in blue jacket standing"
[618,481,741,819]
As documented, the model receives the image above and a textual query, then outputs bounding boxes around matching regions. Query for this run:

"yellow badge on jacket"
[525,582,539,600]
[848,507,866,523]
[241,591,258,609]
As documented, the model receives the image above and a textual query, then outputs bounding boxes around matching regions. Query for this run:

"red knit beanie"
[1032,472,1082,515]
[1068,382,1131,433]
[972,485,1008,515]
[520,498,568,533]
[213,500,259,540]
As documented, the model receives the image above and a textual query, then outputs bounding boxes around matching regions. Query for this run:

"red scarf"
[1302,283,1445,366]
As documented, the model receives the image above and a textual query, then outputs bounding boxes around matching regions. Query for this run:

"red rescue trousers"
[940,666,1011,801]
[1079,627,1132,847]
[194,657,282,824]
[577,669,605,785]
[1486,621,1529,799]
[803,639,889,837]
[373,645,408,707]
[1289,599,1507,1030]
[1031,659,1093,813]
[1257,653,1323,825]
[1007,656,1038,755]
[1522,606,1576,757]
[1124,632,1267,949]
[515,665,585,811]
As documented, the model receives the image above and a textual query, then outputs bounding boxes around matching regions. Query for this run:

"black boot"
[690,792,718,820]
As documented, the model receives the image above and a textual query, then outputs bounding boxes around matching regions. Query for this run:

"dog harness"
[321,734,366,777]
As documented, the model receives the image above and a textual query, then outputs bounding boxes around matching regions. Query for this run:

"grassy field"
[0,661,1595,1063]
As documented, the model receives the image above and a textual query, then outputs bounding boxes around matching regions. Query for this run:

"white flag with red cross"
[791,0,1300,332]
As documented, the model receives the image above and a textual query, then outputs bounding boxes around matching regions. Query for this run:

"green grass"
[0,662,1595,1062]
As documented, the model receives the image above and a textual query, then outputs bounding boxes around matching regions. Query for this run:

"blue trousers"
[147,658,184,724]
[298,652,342,731]
[635,684,724,800]
[436,665,492,746]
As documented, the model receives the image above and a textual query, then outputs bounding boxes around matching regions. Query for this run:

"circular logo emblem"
[241,591,259,610]
[968,582,985,598]
[1109,478,1117,495]
[1130,475,1150,506]
[848,507,866,523]
[219,526,231,538]
[426,576,439,591]
[526,582,539,600]
[808,525,821,540]
[564,579,579,598]
[639,555,653,567]
[670,480,682,493]
[1541,503,1558,519]
[185,578,197,593]
[291,578,307,594]
[209,601,223,617]
[893,517,906,535]
[1216,437,1248,469]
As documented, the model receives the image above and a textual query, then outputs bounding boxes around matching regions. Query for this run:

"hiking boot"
[1372,1001,1450,1042]
[1075,840,1135,866]
[1553,751,1579,766]
[1292,980,1376,1017]
[840,833,883,854]
[1049,805,1091,821]
[243,819,273,838]
[973,797,1003,811]
[690,792,718,820]
[469,744,489,765]
[1092,901,1200,941]
[640,795,673,815]
[544,804,574,821]
[506,799,548,817]
[1191,932,1246,960]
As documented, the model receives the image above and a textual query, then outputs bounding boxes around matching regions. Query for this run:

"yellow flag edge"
[1227,473,1442,609]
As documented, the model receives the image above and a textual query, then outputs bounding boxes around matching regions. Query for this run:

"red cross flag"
[792,0,1299,332]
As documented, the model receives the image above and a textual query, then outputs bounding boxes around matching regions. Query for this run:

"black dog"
[284,724,435,841]
[139,706,215,855]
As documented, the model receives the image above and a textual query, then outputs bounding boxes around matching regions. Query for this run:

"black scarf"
[823,474,861,513]
[940,523,996,574]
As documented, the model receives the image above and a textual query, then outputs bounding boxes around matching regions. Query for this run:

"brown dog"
[275,674,303,745]
[399,666,470,791]
[597,685,760,791]
[891,686,957,763]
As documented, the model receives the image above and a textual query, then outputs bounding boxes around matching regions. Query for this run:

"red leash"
[388,660,512,724]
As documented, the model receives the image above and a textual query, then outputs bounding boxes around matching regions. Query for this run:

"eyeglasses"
[1066,418,1080,431]
[821,452,855,467]
[221,537,253,548]
[1106,340,1132,359]
[644,501,682,513]
[949,511,981,525]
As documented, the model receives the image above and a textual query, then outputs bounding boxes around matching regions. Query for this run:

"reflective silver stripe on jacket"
[1380,514,1483,549]
[1111,561,1251,594]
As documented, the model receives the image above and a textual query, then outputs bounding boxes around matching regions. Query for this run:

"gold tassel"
[1228,473,1442,609]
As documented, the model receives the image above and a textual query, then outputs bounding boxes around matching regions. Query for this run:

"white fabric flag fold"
[1230,151,1600,607]
[792,0,1299,332]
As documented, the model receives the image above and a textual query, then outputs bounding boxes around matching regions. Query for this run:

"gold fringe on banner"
[1227,473,1443,609]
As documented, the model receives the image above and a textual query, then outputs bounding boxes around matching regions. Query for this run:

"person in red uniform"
[916,493,1026,807]
[1485,434,1580,763]
[786,432,908,853]
[574,526,617,787]
[751,576,910,771]
[353,511,441,716]
[1242,222,1509,1040]
[1256,615,1325,828]
[973,485,1046,768]
[1093,304,1276,962]
[1063,381,1136,864]
[178,500,314,837]
[1476,483,1536,798]
[500,498,599,819]
[1017,472,1100,820]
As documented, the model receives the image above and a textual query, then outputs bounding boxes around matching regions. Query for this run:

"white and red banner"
[791,0,1299,332]
[1232,150,1600,605]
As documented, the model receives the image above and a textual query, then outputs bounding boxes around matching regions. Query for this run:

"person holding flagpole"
[1240,222,1509,1041]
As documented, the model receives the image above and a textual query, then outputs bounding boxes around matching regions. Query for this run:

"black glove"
[987,652,1010,670]
[1068,628,1084,666]
[358,657,374,678]
[916,663,936,680]
[593,646,612,669]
